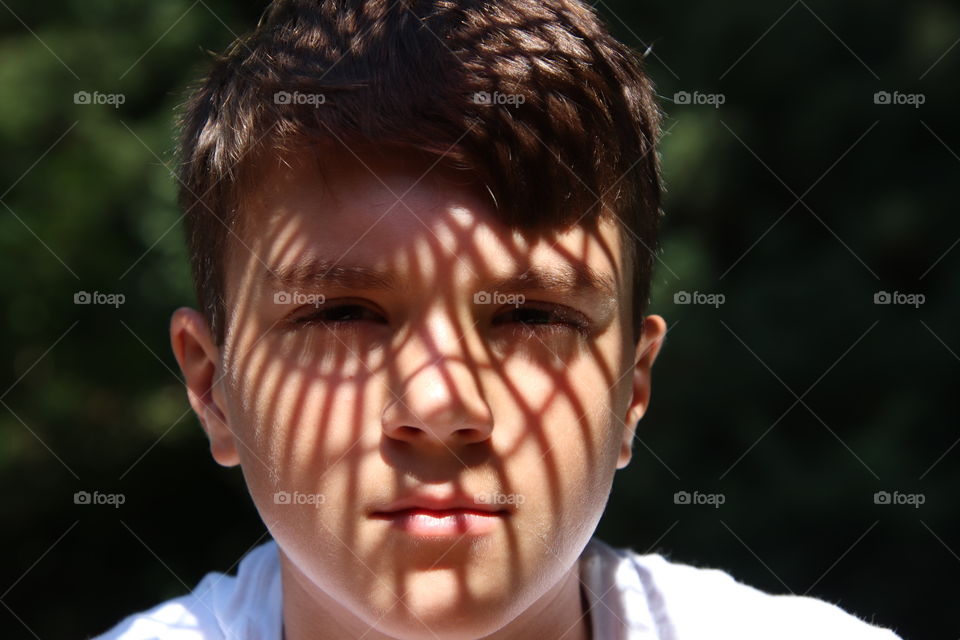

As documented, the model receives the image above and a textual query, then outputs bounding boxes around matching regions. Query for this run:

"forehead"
[229,145,629,295]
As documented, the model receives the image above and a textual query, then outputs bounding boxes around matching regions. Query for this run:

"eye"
[291,303,386,328]
[491,304,591,337]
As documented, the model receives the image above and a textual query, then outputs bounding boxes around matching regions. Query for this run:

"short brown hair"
[177,0,663,345]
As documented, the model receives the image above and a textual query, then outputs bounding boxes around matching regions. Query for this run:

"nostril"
[388,424,488,444]
[454,427,489,443]
[395,425,422,439]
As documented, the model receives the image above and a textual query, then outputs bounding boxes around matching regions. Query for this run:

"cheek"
[497,333,624,445]
[225,346,384,517]
[492,348,623,518]
[233,368,393,585]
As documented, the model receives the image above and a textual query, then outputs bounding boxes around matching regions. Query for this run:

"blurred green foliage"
[1,1,956,638]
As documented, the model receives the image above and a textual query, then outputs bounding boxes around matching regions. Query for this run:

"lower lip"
[374,508,507,537]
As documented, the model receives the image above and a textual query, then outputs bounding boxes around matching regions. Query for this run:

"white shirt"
[91,538,903,639]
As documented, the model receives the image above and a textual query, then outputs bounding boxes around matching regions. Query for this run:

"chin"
[359,590,517,640]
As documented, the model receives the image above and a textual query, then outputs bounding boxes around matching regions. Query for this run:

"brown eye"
[492,304,590,336]
[293,303,385,328]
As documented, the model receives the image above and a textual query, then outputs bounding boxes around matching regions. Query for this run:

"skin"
[170,145,666,640]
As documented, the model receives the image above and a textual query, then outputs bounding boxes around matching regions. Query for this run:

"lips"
[371,508,507,537]
[372,493,513,516]
[370,492,512,537]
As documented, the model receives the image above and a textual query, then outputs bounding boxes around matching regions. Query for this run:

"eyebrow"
[485,264,617,300]
[263,258,618,300]
[265,259,398,292]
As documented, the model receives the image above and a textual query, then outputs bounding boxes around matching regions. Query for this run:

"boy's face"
[172,146,665,638]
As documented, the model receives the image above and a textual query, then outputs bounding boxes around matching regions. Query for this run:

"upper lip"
[372,491,512,516]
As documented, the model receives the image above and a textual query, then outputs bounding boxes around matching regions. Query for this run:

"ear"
[617,314,667,469]
[169,307,240,467]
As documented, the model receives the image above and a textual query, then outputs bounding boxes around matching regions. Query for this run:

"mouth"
[370,507,510,537]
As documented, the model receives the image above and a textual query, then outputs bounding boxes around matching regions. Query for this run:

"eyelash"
[291,303,384,335]
[492,306,591,337]
[290,303,591,337]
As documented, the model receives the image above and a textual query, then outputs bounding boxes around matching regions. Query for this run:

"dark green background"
[1,1,955,638]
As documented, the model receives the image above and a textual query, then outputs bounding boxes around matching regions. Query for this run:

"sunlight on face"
[216,146,639,639]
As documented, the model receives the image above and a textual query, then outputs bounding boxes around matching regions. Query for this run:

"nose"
[381,313,494,447]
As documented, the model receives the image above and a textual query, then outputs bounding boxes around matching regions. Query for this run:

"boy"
[94,0,902,638]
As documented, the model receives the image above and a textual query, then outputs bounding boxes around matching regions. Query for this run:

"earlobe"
[617,314,667,469]
[202,403,241,468]
[169,307,240,467]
